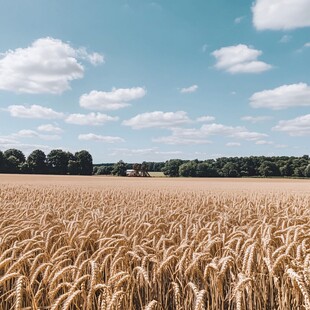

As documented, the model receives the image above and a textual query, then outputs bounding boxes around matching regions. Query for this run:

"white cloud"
[255,140,273,145]
[250,83,310,109]
[65,112,118,126]
[252,0,310,30]
[78,133,124,143]
[37,124,63,134]
[305,43,310,47]
[80,87,146,111]
[12,129,40,138]
[196,115,215,122]
[0,137,19,145]
[76,48,104,66]
[153,123,267,145]
[0,37,103,94]
[241,115,273,123]
[279,35,292,43]
[226,142,241,147]
[234,16,244,24]
[180,85,198,94]
[212,44,272,74]
[122,111,190,129]
[11,129,61,141]
[0,141,55,154]
[201,123,268,140]
[153,136,211,145]
[7,105,64,119]
[273,114,310,136]
[110,148,182,157]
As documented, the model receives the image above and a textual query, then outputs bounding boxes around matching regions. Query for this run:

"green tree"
[68,160,80,175]
[27,149,47,174]
[279,163,293,177]
[196,162,218,177]
[75,150,93,175]
[5,155,20,173]
[179,161,197,177]
[222,162,239,177]
[112,160,127,176]
[47,149,69,174]
[0,151,4,173]
[95,165,113,175]
[4,149,25,165]
[162,159,184,177]
[304,164,310,177]
[258,161,280,177]
[293,167,304,177]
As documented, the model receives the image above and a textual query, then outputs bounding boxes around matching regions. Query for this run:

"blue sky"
[0,0,310,163]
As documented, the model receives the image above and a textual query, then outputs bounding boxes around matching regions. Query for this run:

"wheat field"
[0,175,310,309]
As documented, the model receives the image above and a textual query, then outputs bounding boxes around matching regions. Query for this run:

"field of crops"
[0,175,310,309]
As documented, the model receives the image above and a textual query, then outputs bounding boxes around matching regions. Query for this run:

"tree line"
[0,149,93,175]
[161,156,310,177]
[2,149,310,178]
[94,156,310,178]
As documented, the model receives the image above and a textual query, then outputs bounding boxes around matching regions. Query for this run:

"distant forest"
[1,148,310,178]
[96,155,310,178]
[0,149,93,175]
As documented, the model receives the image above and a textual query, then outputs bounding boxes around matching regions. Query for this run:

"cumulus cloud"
[250,83,310,109]
[153,134,211,145]
[7,105,64,119]
[180,85,198,94]
[80,87,146,111]
[241,115,273,123]
[78,133,124,143]
[76,48,104,65]
[255,140,273,145]
[65,112,118,126]
[196,115,215,122]
[11,129,61,141]
[109,148,182,157]
[212,44,272,74]
[122,111,191,129]
[153,123,267,145]
[201,123,268,140]
[252,0,310,30]
[37,124,63,134]
[0,37,103,94]
[0,137,19,145]
[0,140,55,155]
[273,114,310,136]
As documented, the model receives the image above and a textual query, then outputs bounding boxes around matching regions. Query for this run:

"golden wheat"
[0,177,310,309]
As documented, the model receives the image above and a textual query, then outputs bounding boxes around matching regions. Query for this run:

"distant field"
[0,174,310,309]
[148,171,165,177]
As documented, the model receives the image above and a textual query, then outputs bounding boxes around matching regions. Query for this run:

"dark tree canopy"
[4,149,25,164]
[179,161,197,177]
[112,160,127,176]
[47,149,70,175]
[161,155,310,178]
[162,159,184,177]
[0,151,4,173]
[75,150,93,175]
[27,149,47,174]
[1,148,310,178]
[68,160,80,175]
